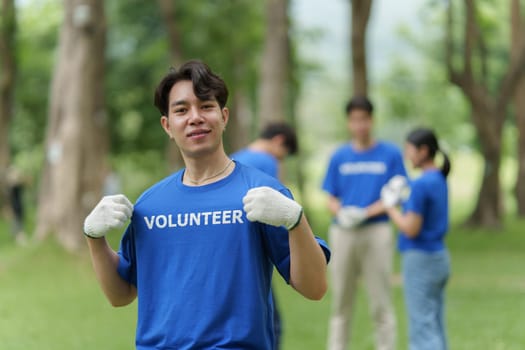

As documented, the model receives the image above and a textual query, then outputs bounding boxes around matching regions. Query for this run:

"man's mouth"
[187,129,211,138]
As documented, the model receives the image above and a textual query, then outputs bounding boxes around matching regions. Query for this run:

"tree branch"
[463,0,476,85]
[498,0,525,109]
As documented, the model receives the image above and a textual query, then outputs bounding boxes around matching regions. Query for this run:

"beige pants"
[327,222,396,350]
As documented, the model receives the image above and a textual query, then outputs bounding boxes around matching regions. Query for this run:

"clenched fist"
[242,186,303,230]
[83,194,134,238]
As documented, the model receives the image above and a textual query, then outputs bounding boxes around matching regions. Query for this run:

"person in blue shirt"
[231,121,298,349]
[82,60,330,350]
[323,96,406,350]
[232,122,297,179]
[381,127,451,350]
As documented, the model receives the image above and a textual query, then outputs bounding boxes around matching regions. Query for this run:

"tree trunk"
[157,0,184,172]
[35,0,108,251]
[225,86,251,153]
[258,0,289,127]
[446,0,525,228]
[350,0,372,96]
[465,105,503,228]
[157,0,183,67]
[514,78,525,216]
[511,0,525,216]
[0,0,16,213]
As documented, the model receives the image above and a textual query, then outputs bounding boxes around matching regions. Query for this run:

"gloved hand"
[381,175,410,208]
[83,194,134,238]
[336,206,367,229]
[242,186,303,230]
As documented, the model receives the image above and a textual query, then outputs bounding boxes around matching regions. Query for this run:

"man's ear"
[221,107,229,129]
[160,116,173,139]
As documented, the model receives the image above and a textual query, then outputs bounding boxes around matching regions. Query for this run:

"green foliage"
[104,0,266,155]
[105,1,170,154]
[8,1,60,185]
[377,57,472,149]
[10,0,267,161]
[377,0,517,151]
[11,1,60,156]
[111,150,172,201]
[176,0,264,84]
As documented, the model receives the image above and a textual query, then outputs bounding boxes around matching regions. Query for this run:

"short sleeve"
[117,224,137,287]
[405,180,425,216]
[322,155,339,196]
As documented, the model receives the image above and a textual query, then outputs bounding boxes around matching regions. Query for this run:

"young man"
[83,60,330,350]
[231,121,298,349]
[322,96,406,350]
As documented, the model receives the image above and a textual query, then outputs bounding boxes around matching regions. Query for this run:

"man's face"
[347,108,372,142]
[160,80,229,158]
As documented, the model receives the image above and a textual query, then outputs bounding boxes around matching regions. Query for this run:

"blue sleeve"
[117,224,137,287]
[390,147,407,178]
[322,154,339,196]
[315,237,331,263]
[405,180,425,216]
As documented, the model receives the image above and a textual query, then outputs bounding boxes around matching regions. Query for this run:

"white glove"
[242,186,303,230]
[336,206,367,229]
[381,175,410,208]
[83,194,134,238]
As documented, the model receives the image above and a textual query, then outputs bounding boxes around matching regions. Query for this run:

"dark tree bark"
[350,0,372,96]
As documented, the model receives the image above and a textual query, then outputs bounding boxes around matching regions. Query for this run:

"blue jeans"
[402,250,450,350]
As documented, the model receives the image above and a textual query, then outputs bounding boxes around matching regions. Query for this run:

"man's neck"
[182,151,234,186]
[248,139,270,154]
[352,138,375,151]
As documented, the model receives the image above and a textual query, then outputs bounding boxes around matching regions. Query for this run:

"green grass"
[1,217,525,349]
[275,217,525,350]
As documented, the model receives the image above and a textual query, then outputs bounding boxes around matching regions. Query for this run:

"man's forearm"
[86,237,137,307]
[288,215,328,301]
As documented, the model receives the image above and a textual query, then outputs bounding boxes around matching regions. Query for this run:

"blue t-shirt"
[398,169,449,252]
[117,162,330,349]
[231,149,278,178]
[322,141,407,223]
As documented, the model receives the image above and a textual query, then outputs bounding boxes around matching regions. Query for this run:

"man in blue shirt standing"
[323,96,406,350]
[231,121,298,349]
[83,60,330,350]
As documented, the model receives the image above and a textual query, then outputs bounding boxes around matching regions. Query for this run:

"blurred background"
[1,0,524,349]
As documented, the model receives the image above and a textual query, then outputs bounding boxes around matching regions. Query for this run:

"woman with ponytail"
[380,127,451,350]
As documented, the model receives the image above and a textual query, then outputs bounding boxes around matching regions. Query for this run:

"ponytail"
[440,150,451,178]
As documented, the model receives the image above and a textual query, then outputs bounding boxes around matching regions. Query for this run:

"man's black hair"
[345,95,374,115]
[260,122,298,155]
[154,60,229,116]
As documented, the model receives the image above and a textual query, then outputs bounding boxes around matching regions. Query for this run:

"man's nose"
[188,106,204,123]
